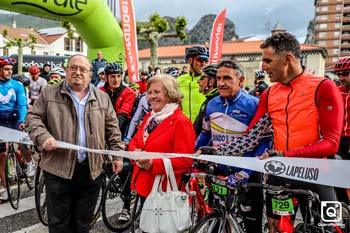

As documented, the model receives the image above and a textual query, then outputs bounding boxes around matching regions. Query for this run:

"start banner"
[1,126,349,188]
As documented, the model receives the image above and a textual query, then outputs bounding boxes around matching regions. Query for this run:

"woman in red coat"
[129,74,195,199]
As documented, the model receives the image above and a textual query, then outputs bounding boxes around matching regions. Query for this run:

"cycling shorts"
[0,111,19,153]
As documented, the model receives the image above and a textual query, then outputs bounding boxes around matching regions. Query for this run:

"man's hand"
[197,146,218,155]
[259,149,284,160]
[18,123,25,131]
[42,137,57,151]
[226,171,249,189]
[112,160,123,174]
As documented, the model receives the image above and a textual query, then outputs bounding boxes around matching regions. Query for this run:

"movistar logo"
[12,0,87,16]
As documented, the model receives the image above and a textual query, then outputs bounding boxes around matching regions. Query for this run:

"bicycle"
[5,142,34,209]
[243,183,350,233]
[101,160,135,232]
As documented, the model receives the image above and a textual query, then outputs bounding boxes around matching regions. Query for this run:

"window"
[319,32,327,38]
[320,23,328,29]
[31,50,36,55]
[320,15,328,20]
[321,0,328,2]
[75,37,83,52]
[321,6,328,11]
[335,31,340,37]
[333,49,339,55]
[334,40,340,46]
[44,52,48,56]
[333,57,339,63]
[336,5,342,10]
[335,23,341,28]
[336,14,341,19]
[64,37,73,51]
[318,41,326,46]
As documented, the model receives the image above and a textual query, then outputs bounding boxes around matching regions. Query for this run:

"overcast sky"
[125,0,315,42]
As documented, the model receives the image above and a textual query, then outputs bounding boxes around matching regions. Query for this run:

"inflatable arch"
[0,0,124,63]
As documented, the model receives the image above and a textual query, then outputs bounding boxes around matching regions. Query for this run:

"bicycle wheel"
[101,173,131,232]
[190,213,232,233]
[5,151,20,209]
[130,194,142,233]
[34,165,48,226]
[89,173,106,228]
[340,202,350,233]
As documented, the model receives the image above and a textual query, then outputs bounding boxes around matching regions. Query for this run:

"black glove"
[199,146,218,155]
[268,150,285,157]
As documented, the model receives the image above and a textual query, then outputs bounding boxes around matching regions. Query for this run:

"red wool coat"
[129,107,195,197]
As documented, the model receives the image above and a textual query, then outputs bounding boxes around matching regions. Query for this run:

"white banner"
[1,126,349,188]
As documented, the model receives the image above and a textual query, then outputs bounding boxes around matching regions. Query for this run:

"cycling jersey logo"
[0,89,16,104]
[264,160,286,175]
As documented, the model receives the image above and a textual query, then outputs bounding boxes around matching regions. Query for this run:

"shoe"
[25,160,35,177]
[0,189,9,201]
[118,208,130,221]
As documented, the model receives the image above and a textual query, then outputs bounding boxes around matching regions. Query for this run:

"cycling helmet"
[0,56,16,66]
[202,65,218,78]
[46,78,62,87]
[130,83,140,89]
[29,66,40,75]
[185,46,209,61]
[255,69,265,78]
[104,62,123,75]
[12,74,30,87]
[164,67,180,78]
[50,67,66,78]
[334,56,350,71]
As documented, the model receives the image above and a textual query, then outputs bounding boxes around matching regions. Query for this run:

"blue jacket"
[195,90,271,176]
[0,79,27,123]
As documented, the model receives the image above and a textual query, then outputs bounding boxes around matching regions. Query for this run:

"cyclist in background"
[193,64,219,137]
[100,62,135,136]
[333,56,350,205]
[177,46,208,122]
[250,69,268,97]
[0,56,29,201]
[28,65,47,105]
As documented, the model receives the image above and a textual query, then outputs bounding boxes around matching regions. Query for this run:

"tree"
[2,29,37,74]
[137,14,187,67]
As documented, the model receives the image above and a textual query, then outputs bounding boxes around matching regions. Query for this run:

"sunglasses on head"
[337,71,350,77]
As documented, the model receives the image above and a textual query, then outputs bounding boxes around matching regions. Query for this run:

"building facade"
[314,0,350,69]
[106,0,118,19]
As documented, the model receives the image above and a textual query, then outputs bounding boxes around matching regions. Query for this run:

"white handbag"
[139,158,192,233]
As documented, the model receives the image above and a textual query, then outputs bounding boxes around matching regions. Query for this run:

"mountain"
[138,14,238,49]
[0,13,60,29]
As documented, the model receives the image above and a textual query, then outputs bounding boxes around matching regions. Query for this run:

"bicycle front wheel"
[34,165,48,226]
[191,213,232,233]
[101,173,131,232]
[5,151,20,209]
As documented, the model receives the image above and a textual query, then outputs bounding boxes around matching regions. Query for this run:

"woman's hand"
[136,159,153,170]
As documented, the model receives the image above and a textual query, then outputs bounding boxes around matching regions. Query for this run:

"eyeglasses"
[337,71,350,77]
[195,57,208,63]
[67,66,91,74]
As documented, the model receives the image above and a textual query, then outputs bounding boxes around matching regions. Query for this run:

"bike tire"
[101,173,131,232]
[5,151,20,209]
[190,213,232,233]
[340,202,350,233]
[89,173,106,228]
[130,194,142,233]
[34,165,48,226]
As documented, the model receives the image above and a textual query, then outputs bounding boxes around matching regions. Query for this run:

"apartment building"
[314,0,350,69]
[106,0,118,19]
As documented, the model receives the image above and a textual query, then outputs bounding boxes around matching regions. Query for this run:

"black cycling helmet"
[185,46,209,61]
[164,67,180,78]
[334,56,350,71]
[202,65,218,78]
[12,74,30,87]
[255,69,265,78]
[104,62,123,75]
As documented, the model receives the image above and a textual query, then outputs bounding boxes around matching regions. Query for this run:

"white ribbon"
[1,126,349,188]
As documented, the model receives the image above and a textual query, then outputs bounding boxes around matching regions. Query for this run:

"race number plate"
[271,197,295,216]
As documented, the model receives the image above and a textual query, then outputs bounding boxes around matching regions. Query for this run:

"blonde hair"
[147,74,182,104]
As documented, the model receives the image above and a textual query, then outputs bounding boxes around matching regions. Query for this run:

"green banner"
[0,0,124,63]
